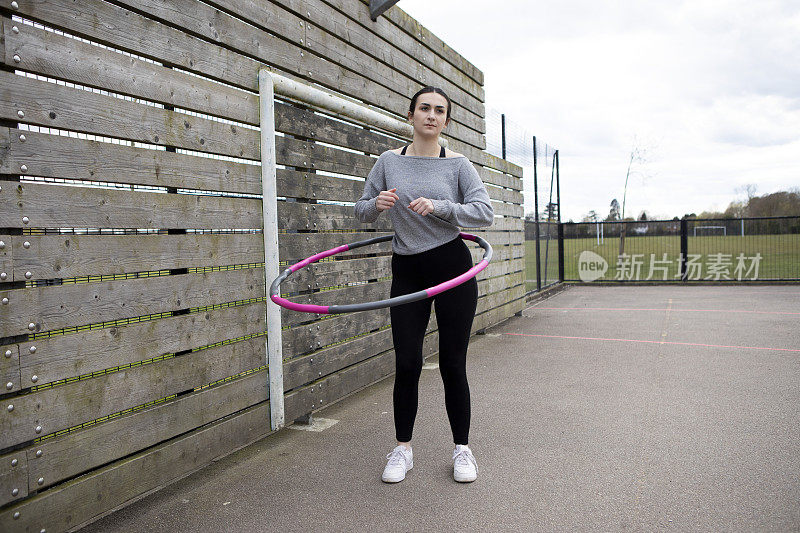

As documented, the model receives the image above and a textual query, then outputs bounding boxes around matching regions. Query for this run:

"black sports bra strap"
[400,145,446,157]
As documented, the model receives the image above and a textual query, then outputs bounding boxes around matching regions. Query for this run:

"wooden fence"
[0,0,524,530]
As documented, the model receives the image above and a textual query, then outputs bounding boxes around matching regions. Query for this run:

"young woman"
[354,87,494,483]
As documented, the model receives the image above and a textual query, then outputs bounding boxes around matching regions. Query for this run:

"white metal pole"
[259,69,284,431]
[268,70,446,148]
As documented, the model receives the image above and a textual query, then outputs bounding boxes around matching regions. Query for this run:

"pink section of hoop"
[459,232,477,241]
[425,259,489,297]
[289,244,350,272]
[271,295,330,315]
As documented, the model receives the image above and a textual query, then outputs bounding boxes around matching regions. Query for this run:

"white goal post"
[694,225,727,237]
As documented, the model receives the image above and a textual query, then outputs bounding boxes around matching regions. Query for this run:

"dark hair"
[409,86,452,122]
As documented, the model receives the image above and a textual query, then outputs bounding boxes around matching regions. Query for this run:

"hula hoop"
[270,232,492,314]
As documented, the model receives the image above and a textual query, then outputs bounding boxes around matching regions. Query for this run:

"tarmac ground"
[80,285,800,532]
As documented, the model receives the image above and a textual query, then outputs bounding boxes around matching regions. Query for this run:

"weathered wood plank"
[0,127,371,200]
[478,166,523,191]
[0,267,265,338]
[2,18,259,126]
[284,308,390,359]
[0,181,263,230]
[477,258,525,281]
[0,70,260,160]
[109,0,484,141]
[279,232,393,263]
[18,303,266,386]
[0,128,262,194]
[476,284,525,314]
[370,0,484,86]
[448,137,524,177]
[311,0,484,102]
[0,396,275,533]
[11,234,264,281]
[0,450,27,507]
[0,324,440,531]
[280,202,391,232]
[293,4,486,126]
[27,369,267,491]
[3,17,423,157]
[471,230,525,247]
[281,255,392,293]
[472,294,526,333]
[0,335,264,450]
[0,343,21,394]
[469,243,525,263]
[275,102,398,155]
[491,201,524,218]
[481,217,524,231]
[12,0,484,149]
[281,0,485,112]
[478,271,524,296]
[0,230,12,282]
[485,184,524,204]
[280,279,392,327]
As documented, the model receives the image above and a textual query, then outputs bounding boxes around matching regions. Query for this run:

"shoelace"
[453,449,477,471]
[386,449,407,467]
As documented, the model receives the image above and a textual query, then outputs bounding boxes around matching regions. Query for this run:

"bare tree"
[619,139,651,256]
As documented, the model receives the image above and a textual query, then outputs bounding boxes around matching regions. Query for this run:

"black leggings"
[390,237,478,445]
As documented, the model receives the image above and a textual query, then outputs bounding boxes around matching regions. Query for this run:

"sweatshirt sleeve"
[431,158,494,228]
[354,154,386,223]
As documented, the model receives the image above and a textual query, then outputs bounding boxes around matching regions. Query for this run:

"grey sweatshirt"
[354,151,494,255]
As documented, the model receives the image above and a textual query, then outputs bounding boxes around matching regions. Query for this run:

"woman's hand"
[408,197,434,216]
[376,188,399,212]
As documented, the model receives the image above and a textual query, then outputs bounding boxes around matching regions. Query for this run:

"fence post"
[532,136,542,292]
[680,218,688,282]
[259,69,285,431]
[558,223,565,282]
[555,150,561,224]
[501,113,506,160]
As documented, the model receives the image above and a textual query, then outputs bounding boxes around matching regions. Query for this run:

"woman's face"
[408,92,450,139]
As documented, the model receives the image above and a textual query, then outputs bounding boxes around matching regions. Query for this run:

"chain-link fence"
[486,109,560,294]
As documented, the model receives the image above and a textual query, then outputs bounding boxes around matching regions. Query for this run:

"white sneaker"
[382,445,413,483]
[453,444,477,482]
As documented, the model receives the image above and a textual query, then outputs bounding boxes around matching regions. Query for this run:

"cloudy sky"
[398,0,800,221]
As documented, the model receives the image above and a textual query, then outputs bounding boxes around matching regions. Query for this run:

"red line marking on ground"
[524,306,800,316]
[504,333,800,353]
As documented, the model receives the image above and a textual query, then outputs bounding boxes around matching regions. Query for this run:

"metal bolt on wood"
[0,241,4,248]
[13,511,20,519]
[23,241,31,248]
[20,164,28,172]
[11,458,18,466]
[11,1,19,9]
[25,271,32,279]
[17,109,23,118]
[37,477,44,485]
[28,322,36,330]
[31,375,38,382]
[12,25,19,33]
[35,425,42,433]
[1,272,6,280]
[7,404,13,412]
[13,54,21,63]
[12,488,19,496]
[4,349,11,356]
[29,346,36,353]
[23,216,30,224]
[5,382,12,390]
[36,450,42,457]
[19,134,26,142]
